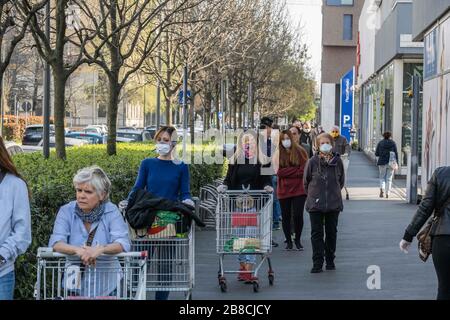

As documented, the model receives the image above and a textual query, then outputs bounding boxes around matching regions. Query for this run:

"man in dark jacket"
[299,121,316,158]
[400,167,450,300]
[375,132,399,198]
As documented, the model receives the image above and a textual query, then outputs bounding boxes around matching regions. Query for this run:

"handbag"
[388,151,398,170]
[416,197,450,262]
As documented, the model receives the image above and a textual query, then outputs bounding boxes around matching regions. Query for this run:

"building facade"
[320,0,364,132]
[412,0,450,191]
[356,0,423,176]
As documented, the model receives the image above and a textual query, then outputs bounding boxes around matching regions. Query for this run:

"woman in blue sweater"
[130,126,193,300]
[0,137,31,300]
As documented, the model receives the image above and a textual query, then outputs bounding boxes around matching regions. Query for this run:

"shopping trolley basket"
[216,189,274,293]
[35,247,147,300]
[123,211,195,300]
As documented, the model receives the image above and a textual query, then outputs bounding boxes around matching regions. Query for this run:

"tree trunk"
[53,69,67,159]
[107,73,120,156]
[189,91,195,144]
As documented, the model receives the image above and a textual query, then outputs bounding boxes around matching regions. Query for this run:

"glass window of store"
[402,63,423,167]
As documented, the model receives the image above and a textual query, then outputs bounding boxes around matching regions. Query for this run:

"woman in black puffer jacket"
[375,132,399,199]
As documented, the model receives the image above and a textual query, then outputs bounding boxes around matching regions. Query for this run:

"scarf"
[75,202,106,224]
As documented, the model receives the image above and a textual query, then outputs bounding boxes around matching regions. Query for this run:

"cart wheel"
[253,281,260,293]
[268,274,274,286]
[219,281,227,293]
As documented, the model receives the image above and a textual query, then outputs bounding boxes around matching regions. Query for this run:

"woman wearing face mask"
[129,126,193,300]
[217,131,273,283]
[304,133,345,273]
[273,130,309,251]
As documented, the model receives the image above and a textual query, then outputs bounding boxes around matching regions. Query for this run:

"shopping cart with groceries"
[216,188,274,293]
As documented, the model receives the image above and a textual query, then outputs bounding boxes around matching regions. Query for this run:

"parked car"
[37,136,88,147]
[4,141,24,156]
[145,126,157,139]
[84,125,108,135]
[22,124,55,146]
[116,129,152,142]
[66,132,105,144]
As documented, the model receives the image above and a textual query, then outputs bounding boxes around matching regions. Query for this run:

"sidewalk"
[175,152,437,300]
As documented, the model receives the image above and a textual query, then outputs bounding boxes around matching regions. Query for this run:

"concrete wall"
[321,83,337,132]
[375,2,423,71]
[357,0,377,85]
[322,46,359,84]
[322,0,364,47]
[412,0,450,41]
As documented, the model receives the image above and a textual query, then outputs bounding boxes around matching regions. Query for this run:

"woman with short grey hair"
[49,166,130,297]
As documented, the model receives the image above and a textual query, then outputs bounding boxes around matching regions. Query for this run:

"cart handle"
[37,247,148,259]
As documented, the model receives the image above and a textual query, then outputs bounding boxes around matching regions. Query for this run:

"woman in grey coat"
[304,133,345,273]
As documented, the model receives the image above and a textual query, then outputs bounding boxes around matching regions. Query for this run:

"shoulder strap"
[86,225,99,247]
[0,170,6,184]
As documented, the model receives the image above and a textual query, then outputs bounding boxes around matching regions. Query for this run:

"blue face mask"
[320,143,332,154]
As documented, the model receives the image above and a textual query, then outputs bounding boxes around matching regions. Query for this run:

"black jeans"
[309,211,339,267]
[432,236,450,300]
[279,195,306,243]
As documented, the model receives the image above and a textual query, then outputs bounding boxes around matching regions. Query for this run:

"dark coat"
[303,153,345,213]
[224,160,272,191]
[126,189,205,230]
[375,138,399,166]
[403,167,450,242]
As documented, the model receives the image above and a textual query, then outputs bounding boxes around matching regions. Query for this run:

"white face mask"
[156,143,172,155]
[320,143,333,154]
[282,139,292,149]
[303,128,311,133]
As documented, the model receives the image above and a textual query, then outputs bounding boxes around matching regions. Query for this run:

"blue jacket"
[375,139,399,166]
[0,173,31,277]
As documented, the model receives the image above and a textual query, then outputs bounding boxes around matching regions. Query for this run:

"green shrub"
[12,143,224,299]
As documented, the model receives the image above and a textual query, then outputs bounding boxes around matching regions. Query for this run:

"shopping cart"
[216,189,274,293]
[35,247,147,300]
[120,203,196,300]
[341,153,350,200]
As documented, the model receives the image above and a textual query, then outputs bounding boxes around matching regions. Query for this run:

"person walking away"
[217,131,273,283]
[304,133,345,273]
[399,167,450,300]
[300,121,316,158]
[330,125,350,200]
[375,132,399,199]
[0,136,31,300]
[273,130,308,251]
[129,126,195,300]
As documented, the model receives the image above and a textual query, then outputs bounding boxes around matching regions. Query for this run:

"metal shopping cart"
[216,189,274,293]
[35,247,147,300]
[119,202,196,300]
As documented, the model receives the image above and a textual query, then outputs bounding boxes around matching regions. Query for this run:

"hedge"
[12,143,225,299]
[2,116,54,142]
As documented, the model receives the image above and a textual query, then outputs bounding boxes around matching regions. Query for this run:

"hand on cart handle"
[264,185,274,193]
[217,184,228,193]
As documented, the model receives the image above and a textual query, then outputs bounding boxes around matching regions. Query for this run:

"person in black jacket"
[400,167,450,300]
[217,131,273,283]
[304,133,345,273]
[375,132,399,199]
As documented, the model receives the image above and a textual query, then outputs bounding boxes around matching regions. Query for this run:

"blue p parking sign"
[340,67,354,142]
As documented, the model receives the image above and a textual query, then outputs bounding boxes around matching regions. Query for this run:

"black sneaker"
[294,240,304,251]
[310,266,323,273]
[285,242,293,250]
[326,264,336,271]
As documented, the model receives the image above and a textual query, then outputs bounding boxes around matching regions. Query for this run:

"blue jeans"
[379,165,394,195]
[0,271,15,300]
[272,176,281,225]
